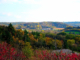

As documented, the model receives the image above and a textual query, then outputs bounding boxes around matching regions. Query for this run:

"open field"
[65,31,80,34]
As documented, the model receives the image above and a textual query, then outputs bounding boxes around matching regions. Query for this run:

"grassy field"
[65,31,80,34]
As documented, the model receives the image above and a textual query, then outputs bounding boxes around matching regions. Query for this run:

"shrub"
[0,42,26,60]
[32,50,80,60]
[22,42,33,58]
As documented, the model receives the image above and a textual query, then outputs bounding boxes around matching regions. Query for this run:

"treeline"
[0,22,69,30]
[45,32,80,51]
[17,22,69,29]
[0,23,80,52]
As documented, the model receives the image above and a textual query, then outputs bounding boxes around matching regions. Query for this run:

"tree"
[63,39,68,49]
[23,30,30,42]
[1,29,13,44]
[75,35,80,44]
[56,40,63,49]
[57,32,67,35]
[32,31,40,39]
[7,23,15,36]
[67,39,75,49]
[37,33,46,47]
[15,29,23,40]
[45,37,54,49]
[66,34,75,39]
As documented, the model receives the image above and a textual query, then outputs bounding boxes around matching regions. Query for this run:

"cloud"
[2,12,12,16]
[7,13,12,16]
[1,12,21,19]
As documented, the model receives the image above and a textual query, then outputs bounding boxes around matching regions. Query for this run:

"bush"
[22,42,33,58]
[0,42,26,60]
[32,50,80,60]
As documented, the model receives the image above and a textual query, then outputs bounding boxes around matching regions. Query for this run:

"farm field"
[65,31,80,34]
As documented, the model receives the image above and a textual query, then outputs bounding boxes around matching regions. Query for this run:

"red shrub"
[34,50,80,60]
[0,42,26,60]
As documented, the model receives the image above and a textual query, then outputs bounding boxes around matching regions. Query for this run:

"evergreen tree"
[32,31,40,39]
[15,29,23,40]
[63,40,68,49]
[7,23,15,36]
[23,30,30,42]
[1,29,13,44]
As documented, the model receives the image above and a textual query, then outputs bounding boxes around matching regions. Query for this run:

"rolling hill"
[0,22,69,30]
[64,22,80,27]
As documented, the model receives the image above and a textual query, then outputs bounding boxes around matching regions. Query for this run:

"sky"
[0,0,80,22]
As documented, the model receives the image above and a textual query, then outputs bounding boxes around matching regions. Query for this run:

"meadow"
[66,31,80,34]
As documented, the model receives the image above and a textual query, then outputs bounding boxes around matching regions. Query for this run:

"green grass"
[65,31,80,34]
[66,32,69,33]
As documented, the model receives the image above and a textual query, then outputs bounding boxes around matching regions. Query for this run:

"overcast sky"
[0,0,80,22]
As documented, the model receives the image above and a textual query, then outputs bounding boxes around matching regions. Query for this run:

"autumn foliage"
[31,50,80,60]
[0,42,26,60]
[1,23,80,60]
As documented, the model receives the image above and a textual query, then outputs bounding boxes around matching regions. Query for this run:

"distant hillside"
[0,22,69,30]
[64,26,80,35]
[0,22,22,26]
[64,22,80,27]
